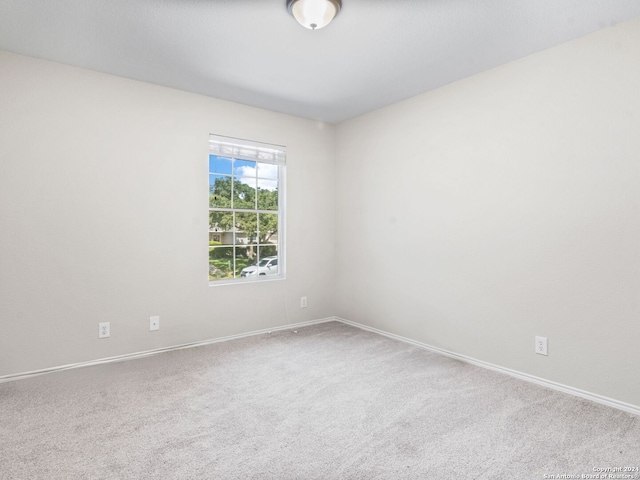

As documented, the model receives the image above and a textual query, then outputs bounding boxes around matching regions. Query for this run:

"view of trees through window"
[209,153,281,282]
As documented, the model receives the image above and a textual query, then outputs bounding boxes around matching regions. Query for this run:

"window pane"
[209,211,233,244]
[235,247,253,278]
[209,155,232,175]
[257,246,278,276]
[209,247,234,280]
[235,212,258,245]
[233,178,256,209]
[257,163,278,180]
[233,159,257,177]
[209,175,232,208]
[257,180,278,211]
[258,213,278,245]
[258,244,278,259]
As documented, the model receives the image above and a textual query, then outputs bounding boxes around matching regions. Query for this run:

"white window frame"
[208,134,286,285]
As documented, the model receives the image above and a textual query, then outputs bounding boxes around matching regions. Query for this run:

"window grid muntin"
[209,145,283,283]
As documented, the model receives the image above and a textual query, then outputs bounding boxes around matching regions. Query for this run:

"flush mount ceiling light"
[287,0,342,30]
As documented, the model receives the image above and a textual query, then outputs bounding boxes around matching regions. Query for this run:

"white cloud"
[236,165,278,191]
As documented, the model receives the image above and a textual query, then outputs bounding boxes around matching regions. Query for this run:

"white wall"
[0,51,335,377]
[3,18,640,408]
[335,19,640,406]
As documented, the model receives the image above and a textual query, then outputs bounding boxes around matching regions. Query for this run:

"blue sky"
[209,155,278,191]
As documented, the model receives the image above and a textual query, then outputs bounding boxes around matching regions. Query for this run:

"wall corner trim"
[4,315,639,418]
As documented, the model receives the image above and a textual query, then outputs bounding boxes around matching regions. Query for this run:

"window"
[208,135,285,283]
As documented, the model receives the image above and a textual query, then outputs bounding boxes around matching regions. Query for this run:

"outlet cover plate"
[99,322,110,338]
[150,316,160,331]
[535,336,548,355]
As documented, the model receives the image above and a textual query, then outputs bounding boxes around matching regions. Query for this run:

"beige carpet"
[1,321,638,479]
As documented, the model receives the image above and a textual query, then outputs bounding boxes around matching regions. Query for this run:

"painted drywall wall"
[0,51,335,377]
[335,18,640,406]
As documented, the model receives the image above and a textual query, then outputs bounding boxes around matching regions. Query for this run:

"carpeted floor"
[1,321,638,479]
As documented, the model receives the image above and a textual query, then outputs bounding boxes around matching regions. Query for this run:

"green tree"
[209,177,279,256]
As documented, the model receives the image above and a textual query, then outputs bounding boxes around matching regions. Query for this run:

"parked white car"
[240,256,278,277]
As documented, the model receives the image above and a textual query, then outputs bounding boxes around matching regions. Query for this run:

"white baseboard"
[0,317,335,384]
[4,315,639,417]
[334,316,640,417]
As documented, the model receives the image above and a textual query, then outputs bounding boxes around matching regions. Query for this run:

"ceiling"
[1,0,639,124]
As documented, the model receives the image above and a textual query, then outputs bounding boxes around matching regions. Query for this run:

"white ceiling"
[1,0,640,123]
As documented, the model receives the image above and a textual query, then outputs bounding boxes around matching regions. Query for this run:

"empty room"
[1,1,640,478]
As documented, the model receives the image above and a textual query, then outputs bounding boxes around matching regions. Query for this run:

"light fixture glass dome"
[287,0,342,30]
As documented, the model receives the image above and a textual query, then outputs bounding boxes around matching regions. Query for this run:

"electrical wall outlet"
[300,296,308,308]
[535,336,548,356]
[99,322,110,338]
[150,316,160,331]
